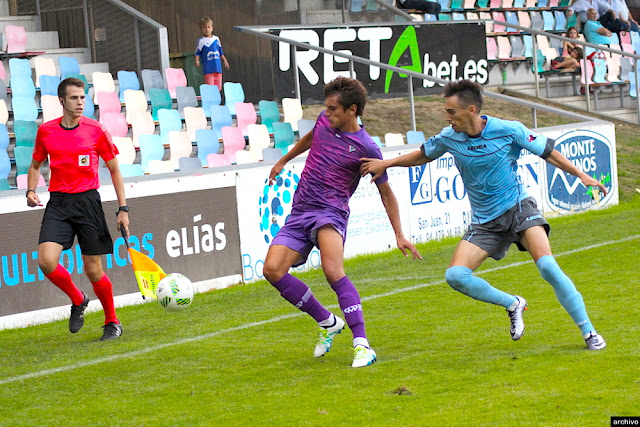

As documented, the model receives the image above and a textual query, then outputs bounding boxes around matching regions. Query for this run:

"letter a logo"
[385,26,422,93]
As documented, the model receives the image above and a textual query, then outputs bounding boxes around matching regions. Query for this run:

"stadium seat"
[0,149,11,181]
[235,102,257,136]
[296,118,315,138]
[497,37,512,59]
[592,53,607,84]
[39,75,61,96]
[58,56,81,79]
[492,12,506,33]
[14,120,38,147]
[221,126,246,164]
[112,137,136,164]
[164,68,187,99]
[117,70,140,102]
[554,10,567,31]
[384,133,405,147]
[505,11,519,31]
[158,108,183,144]
[523,35,534,58]
[9,58,32,79]
[40,95,63,123]
[168,131,193,169]
[247,124,270,160]
[486,38,498,60]
[83,94,96,119]
[141,69,164,100]
[200,84,221,117]
[196,129,220,165]
[101,112,128,138]
[351,0,364,12]
[272,121,295,155]
[0,124,9,150]
[0,80,6,101]
[10,76,36,99]
[234,150,259,165]
[184,106,207,142]
[605,52,622,83]
[282,98,303,131]
[14,145,33,176]
[206,153,231,168]
[16,173,45,189]
[406,130,426,145]
[0,62,5,83]
[149,88,172,121]
[542,11,555,31]
[510,36,526,58]
[147,159,175,174]
[33,57,57,87]
[517,11,531,28]
[371,136,383,147]
[176,86,198,118]
[12,95,38,122]
[124,89,148,124]
[262,147,283,162]
[6,26,27,54]
[119,163,144,178]
[139,134,165,173]
[92,72,116,104]
[178,156,203,171]
[0,101,8,126]
[223,82,245,115]
[530,11,543,30]
[130,111,155,147]
[97,91,122,119]
[66,73,90,93]
[210,105,232,140]
[258,100,280,133]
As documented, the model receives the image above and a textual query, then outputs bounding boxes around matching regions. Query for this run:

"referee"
[26,77,129,341]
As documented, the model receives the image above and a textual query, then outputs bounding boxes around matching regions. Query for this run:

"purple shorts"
[271,209,347,267]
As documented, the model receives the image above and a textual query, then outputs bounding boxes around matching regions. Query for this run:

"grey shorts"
[271,209,347,267]
[462,197,550,260]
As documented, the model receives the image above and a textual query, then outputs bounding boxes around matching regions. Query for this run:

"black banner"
[271,23,488,103]
[0,187,241,316]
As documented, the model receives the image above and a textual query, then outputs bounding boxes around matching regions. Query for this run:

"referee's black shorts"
[39,189,114,255]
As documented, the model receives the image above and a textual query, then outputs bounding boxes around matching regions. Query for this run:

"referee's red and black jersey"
[33,117,119,193]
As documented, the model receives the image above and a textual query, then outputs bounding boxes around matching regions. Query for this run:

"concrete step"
[0,16,39,33]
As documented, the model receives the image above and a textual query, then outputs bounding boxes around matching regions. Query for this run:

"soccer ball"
[156,273,194,312]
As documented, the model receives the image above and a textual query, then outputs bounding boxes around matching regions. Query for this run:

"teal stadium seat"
[272,121,295,155]
[258,100,280,133]
[13,146,33,176]
[14,120,38,147]
[149,88,172,121]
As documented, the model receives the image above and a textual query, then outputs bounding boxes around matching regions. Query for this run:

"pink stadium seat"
[101,112,128,138]
[164,68,187,99]
[0,62,5,82]
[486,38,498,60]
[496,37,512,59]
[206,153,232,167]
[221,126,246,164]
[234,102,257,136]
[6,26,27,54]
[97,92,122,118]
[16,173,45,189]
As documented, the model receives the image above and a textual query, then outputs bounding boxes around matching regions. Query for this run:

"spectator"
[583,8,614,44]
[396,0,441,15]
[551,47,584,71]
[566,0,611,27]
[194,16,229,91]
[609,0,639,31]
[563,26,581,54]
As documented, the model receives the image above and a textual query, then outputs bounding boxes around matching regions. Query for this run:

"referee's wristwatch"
[116,205,129,216]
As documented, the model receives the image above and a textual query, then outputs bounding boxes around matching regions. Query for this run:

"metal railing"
[236,23,597,131]
[492,19,640,123]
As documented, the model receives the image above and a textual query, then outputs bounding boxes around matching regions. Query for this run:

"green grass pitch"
[0,198,638,426]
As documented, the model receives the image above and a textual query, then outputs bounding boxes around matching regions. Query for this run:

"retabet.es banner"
[272,23,488,102]
[0,187,241,317]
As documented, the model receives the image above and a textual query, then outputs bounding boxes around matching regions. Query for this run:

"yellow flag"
[128,247,166,299]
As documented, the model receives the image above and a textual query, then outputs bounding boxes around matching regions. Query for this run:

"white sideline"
[1,234,638,386]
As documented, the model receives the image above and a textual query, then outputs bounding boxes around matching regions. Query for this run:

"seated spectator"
[610,0,639,32]
[566,0,610,28]
[563,26,581,54]
[551,47,584,71]
[396,0,441,15]
[600,0,630,32]
[583,8,614,44]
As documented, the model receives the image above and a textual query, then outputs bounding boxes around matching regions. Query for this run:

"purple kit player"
[263,77,422,368]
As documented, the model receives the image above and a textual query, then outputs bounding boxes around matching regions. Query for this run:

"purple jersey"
[292,112,388,222]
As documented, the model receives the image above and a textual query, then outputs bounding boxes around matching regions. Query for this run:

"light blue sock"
[536,255,594,336]
[446,266,517,308]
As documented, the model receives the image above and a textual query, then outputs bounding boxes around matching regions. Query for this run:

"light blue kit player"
[361,79,608,350]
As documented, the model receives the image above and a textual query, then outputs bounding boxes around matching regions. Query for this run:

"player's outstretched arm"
[269,130,313,185]
[360,149,430,182]
[545,149,608,196]
[377,181,422,260]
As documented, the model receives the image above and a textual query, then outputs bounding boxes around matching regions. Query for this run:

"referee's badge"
[78,155,90,166]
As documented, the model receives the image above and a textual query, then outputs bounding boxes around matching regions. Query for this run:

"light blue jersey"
[422,116,553,224]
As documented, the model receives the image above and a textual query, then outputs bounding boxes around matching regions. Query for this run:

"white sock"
[318,314,335,328]
[353,337,369,348]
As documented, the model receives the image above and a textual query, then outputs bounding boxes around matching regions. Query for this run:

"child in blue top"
[194,16,229,91]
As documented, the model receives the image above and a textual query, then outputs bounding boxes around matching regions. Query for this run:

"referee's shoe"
[100,322,123,341]
[69,293,90,333]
